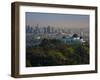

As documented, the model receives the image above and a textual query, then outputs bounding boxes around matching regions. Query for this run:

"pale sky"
[26,12,89,29]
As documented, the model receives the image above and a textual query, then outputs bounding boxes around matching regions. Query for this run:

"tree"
[46,50,66,65]
[73,44,89,64]
[26,38,89,67]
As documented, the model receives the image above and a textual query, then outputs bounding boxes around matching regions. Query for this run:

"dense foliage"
[26,39,89,67]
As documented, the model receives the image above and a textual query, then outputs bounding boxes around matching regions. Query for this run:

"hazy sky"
[26,12,89,29]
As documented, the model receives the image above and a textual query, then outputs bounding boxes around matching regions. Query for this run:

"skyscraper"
[47,25,51,33]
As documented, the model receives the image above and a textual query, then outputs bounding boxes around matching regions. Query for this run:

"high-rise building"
[26,25,33,33]
[43,27,47,33]
[47,25,51,33]
[34,24,40,34]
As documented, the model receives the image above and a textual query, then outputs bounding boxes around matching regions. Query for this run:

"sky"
[26,12,89,29]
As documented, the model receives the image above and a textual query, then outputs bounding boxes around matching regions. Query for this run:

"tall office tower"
[47,25,51,33]
[26,25,29,33]
[32,27,35,34]
[40,27,43,34]
[34,24,40,34]
[43,27,47,34]
[30,26,33,33]
[26,25,33,33]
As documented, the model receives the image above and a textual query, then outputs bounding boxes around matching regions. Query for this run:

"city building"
[26,25,87,47]
[60,33,85,45]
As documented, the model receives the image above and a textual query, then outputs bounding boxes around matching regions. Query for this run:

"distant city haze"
[26,12,89,29]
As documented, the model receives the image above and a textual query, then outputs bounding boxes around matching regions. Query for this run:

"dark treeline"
[26,39,89,67]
